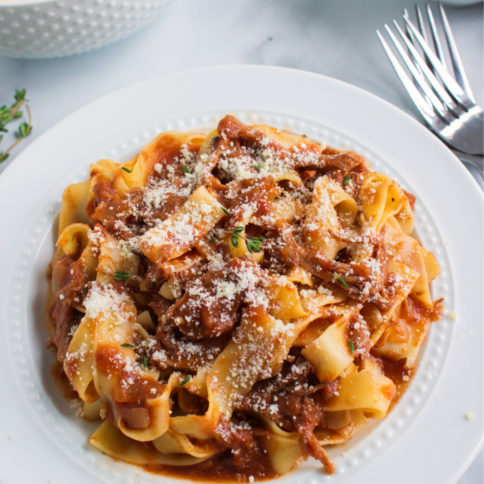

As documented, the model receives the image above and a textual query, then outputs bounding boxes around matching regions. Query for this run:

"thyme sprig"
[0,89,33,163]
[231,226,264,253]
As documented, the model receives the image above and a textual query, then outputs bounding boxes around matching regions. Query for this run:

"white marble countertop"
[0,0,482,481]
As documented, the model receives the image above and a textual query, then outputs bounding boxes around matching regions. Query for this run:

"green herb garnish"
[253,164,261,172]
[120,343,135,348]
[230,227,264,254]
[348,339,355,353]
[180,375,191,386]
[114,271,130,281]
[220,206,231,217]
[17,122,31,138]
[121,166,132,173]
[343,175,351,186]
[0,88,32,163]
[142,356,149,370]
[246,236,264,254]
[209,236,217,244]
[231,226,244,248]
[335,274,349,289]
[182,164,190,174]
[14,89,26,103]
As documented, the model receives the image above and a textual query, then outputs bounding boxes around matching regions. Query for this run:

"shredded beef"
[165,259,244,340]
[48,257,88,361]
[214,417,272,479]
[298,246,375,300]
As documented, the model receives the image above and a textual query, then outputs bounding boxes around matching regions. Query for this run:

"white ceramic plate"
[0,66,481,484]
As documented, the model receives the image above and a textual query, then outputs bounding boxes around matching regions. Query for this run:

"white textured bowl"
[0,0,174,59]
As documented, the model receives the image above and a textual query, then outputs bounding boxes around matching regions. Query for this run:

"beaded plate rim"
[5,110,454,484]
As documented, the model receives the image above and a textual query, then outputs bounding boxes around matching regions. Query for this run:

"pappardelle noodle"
[47,115,443,481]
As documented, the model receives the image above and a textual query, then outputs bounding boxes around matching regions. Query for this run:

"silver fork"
[377,3,483,177]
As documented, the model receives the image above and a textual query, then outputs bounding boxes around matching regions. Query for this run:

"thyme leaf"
[335,274,349,289]
[114,271,130,281]
[180,375,191,386]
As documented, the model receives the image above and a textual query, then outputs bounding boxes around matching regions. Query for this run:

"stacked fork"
[377,3,483,184]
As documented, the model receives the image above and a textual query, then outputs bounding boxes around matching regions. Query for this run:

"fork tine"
[376,30,436,125]
[414,5,427,35]
[393,20,458,113]
[386,23,446,117]
[415,5,427,39]
[425,3,447,68]
[403,8,421,53]
[403,9,414,45]
[403,8,430,100]
[403,13,471,108]
[438,2,476,102]
[416,5,435,71]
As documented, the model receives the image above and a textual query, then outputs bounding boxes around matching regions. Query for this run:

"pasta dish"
[47,115,443,481]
